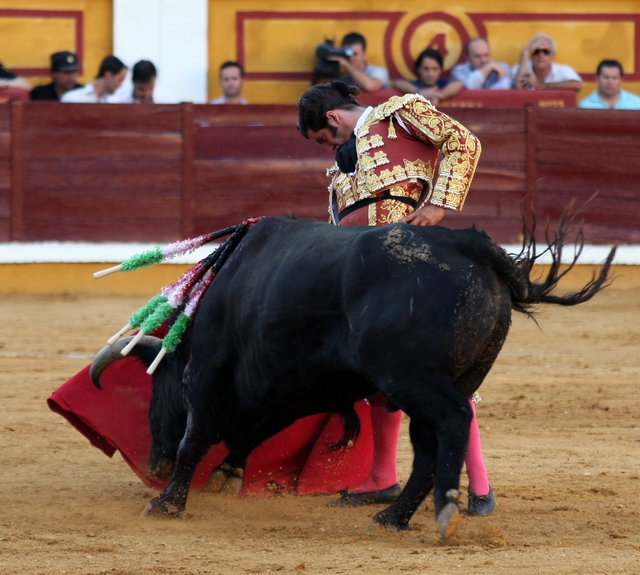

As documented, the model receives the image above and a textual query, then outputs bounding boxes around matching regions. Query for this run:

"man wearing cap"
[31,51,83,101]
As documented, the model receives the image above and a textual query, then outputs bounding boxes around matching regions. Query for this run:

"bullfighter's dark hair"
[297,81,361,138]
[97,55,127,79]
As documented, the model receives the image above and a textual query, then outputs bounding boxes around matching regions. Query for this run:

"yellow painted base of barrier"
[1,263,639,295]
[0,263,194,295]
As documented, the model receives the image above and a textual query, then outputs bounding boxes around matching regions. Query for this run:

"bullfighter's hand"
[400,205,446,226]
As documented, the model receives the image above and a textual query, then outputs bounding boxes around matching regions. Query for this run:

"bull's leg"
[205,452,247,496]
[144,414,211,517]
[371,390,471,538]
[431,399,472,538]
[370,417,437,532]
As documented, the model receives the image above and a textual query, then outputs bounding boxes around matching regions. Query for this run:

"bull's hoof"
[468,485,495,517]
[328,483,401,508]
[436,490,461,540]
[204,464,244,496]
[148,460,175,481]
[369,507,410,532]
[220,475,243,496]
[204,467,228,493]
[143,497,185,518]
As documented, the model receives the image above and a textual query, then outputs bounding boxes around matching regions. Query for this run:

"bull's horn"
[90,335,162,390]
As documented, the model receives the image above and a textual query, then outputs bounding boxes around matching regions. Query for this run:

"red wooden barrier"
[527,107,640,244]
[1,101,638,245]
[0,105,10,240]
[357,89,577,109]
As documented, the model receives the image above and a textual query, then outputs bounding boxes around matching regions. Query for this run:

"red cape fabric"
[48,357,373,496]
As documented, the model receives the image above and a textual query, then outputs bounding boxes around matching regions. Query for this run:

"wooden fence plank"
[10,101,23,241]
[23,103,183,132]
[23,214,182,242]
[23,190,181,215]
[0,133,10,160]
[194,104,298,127]
[181,103,195,237]
[0,107,9,240]
[0,105,10,131]
[21,131,182,160]
[528,107,640,243]
[194,125,329,161]
[21,158,182,191]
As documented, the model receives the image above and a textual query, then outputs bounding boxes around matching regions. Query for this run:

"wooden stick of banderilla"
[93,264,122,278]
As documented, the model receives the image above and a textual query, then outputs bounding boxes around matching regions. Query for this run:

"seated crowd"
[312,31,640,110]
[2,31,640,110]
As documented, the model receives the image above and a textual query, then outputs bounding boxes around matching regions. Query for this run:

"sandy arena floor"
[1,276,639,574]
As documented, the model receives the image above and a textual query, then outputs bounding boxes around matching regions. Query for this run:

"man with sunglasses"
[513,33,582,92]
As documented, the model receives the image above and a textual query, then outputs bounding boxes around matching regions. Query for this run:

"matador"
[297,81,495,515]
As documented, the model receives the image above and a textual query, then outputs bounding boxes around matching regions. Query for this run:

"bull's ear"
[90,336,163,389]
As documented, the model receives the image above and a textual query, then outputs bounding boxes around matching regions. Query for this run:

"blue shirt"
[406,78,450,90]
[451,62,512,90]
[578,89,640,110]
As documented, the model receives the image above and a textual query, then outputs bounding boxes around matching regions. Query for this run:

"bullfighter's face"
[307,109,357,152]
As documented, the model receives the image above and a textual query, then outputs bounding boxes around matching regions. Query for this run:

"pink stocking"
[354,404,402,493]
[465,400,490,496]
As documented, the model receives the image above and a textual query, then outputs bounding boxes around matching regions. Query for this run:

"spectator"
[116,60,176,104]
[0,62,31,91]
[513,33,582,92]
[451,38,512,90]
[210,61,248,104]
[31,51,82,101]
[332,32,390,93]
[393,48,463,105]
[61,55,127,103]
[578,59,640,110]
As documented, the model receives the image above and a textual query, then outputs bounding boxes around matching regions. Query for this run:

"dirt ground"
[1,276,639,574]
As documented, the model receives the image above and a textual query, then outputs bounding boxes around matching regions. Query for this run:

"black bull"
[91,216,614,537]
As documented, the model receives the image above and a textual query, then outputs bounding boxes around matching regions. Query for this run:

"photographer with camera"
[320,32,389,92]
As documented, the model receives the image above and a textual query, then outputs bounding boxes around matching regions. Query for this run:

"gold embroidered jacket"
[328,94,481,222]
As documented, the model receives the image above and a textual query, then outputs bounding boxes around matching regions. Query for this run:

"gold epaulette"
[326,163,339,177]
[358,94,433,138]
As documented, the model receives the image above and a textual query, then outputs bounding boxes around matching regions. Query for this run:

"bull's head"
[90,335,188,480]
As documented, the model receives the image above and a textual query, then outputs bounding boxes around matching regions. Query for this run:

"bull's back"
[340,223,515,375]
[193,218,513,377]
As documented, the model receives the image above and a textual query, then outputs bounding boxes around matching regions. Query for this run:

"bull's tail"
[330,405,362,451]
[511,201,616,314]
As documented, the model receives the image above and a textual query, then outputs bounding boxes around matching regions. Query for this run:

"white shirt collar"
[354,106,373,134]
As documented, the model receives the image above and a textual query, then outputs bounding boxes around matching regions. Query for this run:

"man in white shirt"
[513,34,582,92]
[210,61,248,105]
[451,38,512,90]
[61,55,128,103]
[116,60,176,104]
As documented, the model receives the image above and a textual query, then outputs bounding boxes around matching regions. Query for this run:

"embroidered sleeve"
[395,95,481,211]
